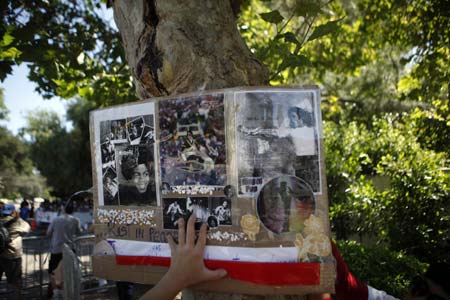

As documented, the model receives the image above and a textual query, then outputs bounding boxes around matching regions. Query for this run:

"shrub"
[325,112,450,263]
[336,240,428,298]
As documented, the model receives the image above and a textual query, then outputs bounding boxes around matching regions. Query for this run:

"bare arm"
[166,203,173,215]
[46,220,54,237]
[17,218,31,235]
[139,215,227,300]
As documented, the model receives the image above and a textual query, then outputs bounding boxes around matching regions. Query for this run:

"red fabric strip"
[115,255,321,286]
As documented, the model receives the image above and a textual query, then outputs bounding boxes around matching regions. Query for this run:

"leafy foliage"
[337,240,428,298]
[21,102,95,199]
[0,0,137,106]
[299,0,449,106]
[325,112,450,263]
[0,125,36,198]
[0,88,8,120]
[239,1,450,265]
[0,0,448,274]
[238,0,343,83]
[355,0,450,101]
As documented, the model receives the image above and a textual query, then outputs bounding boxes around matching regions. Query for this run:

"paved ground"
[0,282,153,300]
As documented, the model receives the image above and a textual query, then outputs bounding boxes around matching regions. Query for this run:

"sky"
[0,64,70,135]
[0,5,115,137]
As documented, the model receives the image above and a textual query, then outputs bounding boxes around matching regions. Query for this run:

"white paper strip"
[108,239,298,263]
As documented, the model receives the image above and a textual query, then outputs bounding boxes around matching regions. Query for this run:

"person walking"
[0,203,31,300]
[19,201,30,221]
[46,203,82,299]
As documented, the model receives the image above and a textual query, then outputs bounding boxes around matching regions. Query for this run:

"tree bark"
[112,1,305,299]
[113,0,269,99]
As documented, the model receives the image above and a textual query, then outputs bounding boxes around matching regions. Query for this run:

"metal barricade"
[0,233,101,299]
[22,235,51,299]
[62,243,81,300]
[73,234,95,283]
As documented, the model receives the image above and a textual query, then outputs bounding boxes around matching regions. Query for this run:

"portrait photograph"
[256,175,316,234]
[116,144,157,206]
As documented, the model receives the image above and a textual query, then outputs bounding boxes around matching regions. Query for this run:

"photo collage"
[95,90,322,233]
[235,91,322,234]
[100,113,156,206]
[96,94,233,230]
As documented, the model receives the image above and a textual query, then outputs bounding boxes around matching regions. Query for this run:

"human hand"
[140,215,227,300]
[166,215,227,291]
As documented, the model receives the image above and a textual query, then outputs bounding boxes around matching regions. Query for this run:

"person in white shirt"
[46,203,82,298]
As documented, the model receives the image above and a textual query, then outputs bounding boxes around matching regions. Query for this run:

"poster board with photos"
[90,87,336,295]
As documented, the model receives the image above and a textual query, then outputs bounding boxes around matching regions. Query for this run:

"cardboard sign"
[90,87,335,294]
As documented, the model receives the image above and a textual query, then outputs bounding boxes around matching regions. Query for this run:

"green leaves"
[279,53,311,71]
[1,33,15,47]
[294,0,322,17]
[280,32,300,45]
[0,32,22,60]
[325,111,450,264]
[337,240,427,298]
[0,47,22,60]
[308,18,343,41]
[260,10,284,24]
[0,0,134,105]
[245,1,345,83]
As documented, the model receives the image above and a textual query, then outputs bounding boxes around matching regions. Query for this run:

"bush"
[336,240,428,298]
[325,112,450,263]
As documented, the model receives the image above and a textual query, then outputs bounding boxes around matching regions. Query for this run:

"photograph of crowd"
[235,91,322,195]
[163,196,232,229]
[98,110,157,206]
[257,175,315,234]
[159,94,227,187]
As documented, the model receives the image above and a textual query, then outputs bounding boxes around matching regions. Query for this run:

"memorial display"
[90,87,335,295]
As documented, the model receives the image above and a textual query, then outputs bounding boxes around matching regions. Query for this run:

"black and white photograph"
[163,198,187,229]
[103,168,118,205]
[100,121,116,170]
[116,144,157,206]
[186,197,210,229]
[256,175,315,234]
[159,94,227,187]
[223,185,236,199]
[235,91,322,195]
[211,198,232,226]
[94,102,158,206]
[111,119,127,142]
[127,115,155,146]
[163,196,232,229]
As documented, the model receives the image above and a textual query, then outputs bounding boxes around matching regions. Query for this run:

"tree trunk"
[113,0,269,99]
[112,1,304,299]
